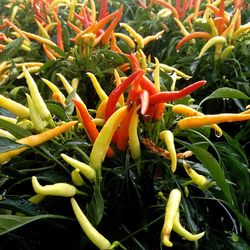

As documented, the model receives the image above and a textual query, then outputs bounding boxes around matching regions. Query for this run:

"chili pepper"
[139,76,157,95]
[128,106,141,160]
[0,121,77,164]
[68,0,77,22]
[178,113,250,130]
[95,99,108,119]
[172,104,222,137]
[173,17,189,36]
[176,32,211,51]
[90,106,128,170]
[151,0,179,19]
[127,53,141,72]
[207,17,219,37]
[26,93,46,132]
[71,198,111,250]
[149,80,206,105]
[86,72,108,101]
[232,22,250,42]
[173,210,205,241]
[101,5,123,45]
[0,94,30,119]
[42,78,66,106]
[71,169,85,187]
[154,103,165,120]
[161,189,182,247]
[43,44,56,60]
[220,45,234,60]
[114,32,136,50]
[57,20,64,51]
[61,153,96,181]
[154,57,160,91]
[159,63,192,80]
[67,20,81,33]
[32,176,78,197]
[120,23,144,49]
[126,78,140,108]
[138,49,147,72]
[160,130,177,172]
[143,30,165,46]
[0,115,17,124]
[22,65,55,127]
[72,98,114,158]
[105,70,144,120]
[17,66,41,79]
[183,160,207,189]
[36,20,51,39]
[98,0,108,20]
[114,69,125,107]
[197,36,227,59]
[116,106,135,151]
[0,129,16,140]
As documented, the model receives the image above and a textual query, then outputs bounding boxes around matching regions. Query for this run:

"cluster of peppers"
[0,0,250,249]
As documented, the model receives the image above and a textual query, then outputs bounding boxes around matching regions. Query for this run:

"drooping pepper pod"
[159,130,177,173]
[0,129,16,140]
[71,169,85,187]
[177,113,250,130]
[161,189,182,247]
[182,160,208,189]
[172,104,222,137]
[71,198,112,250]
[0,94,30,119]
[90,106,128,170]
[31,176,78,197]
[61,153,96,181]
[0,121,77,164]
[128,106,141,160]
[173,210,205,241]
[22,65,55,127]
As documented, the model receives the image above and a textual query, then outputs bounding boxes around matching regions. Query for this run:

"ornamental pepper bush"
[0,0,250,249]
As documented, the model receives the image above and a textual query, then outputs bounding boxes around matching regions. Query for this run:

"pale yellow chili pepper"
[114,32,136,50]
[143,30,165,46]
[154,57,160,91]
[71,169,85,186]
[159,63,192,80]
[114,69,125,106]
[0,129,16,140]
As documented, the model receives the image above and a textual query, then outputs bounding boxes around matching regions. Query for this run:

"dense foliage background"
[0,0,250,249]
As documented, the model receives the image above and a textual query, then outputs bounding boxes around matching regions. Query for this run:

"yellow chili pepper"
[86,72,108,101]
[120,23,144,49]
[0,115,17,124]
[138,49,147,73]
[95,99,108,119]
[154,57,160,92]
[220,45,234,60]
[143,30,165,46]
[183,161,207,189]
[48,0,68,13]
[68,0,77,22]
[232,22,250,41]
[159,130,177,173]
[32,176,78,197]
[173,18,189,36]
[159,63,192,80]
[71,197,112,250]
[0,94,30,119]
[173,210,205,241]
[161,189,181,247]
[114,69,125,107]
[172,104,223,137]
[36,20,51,40]
[61,153,96,181]
[0,129,16,140]
[89,106,128,169]
[28,193,46,204]
[114,32,136,50]
[197,36,227,59]
[128,106,141,160]
[178,113,250,130]
[22,65,54,127]
[71,169,85,187]
[0,121,77,164]
[17,66,41,79]
[89,0,96,23]
[26,93,46,132]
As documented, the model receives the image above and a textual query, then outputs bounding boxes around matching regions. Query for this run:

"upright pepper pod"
[159,130,177,173]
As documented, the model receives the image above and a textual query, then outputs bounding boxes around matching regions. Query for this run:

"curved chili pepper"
[127,53,141,72]
[105,70,144,120]
[139,75,157,95]
[98,0,108,20]
[0,121,77,164]
[32,176,78,197]
[149,80,206,105]
[72,98,114,158]
[151,0,179,19]
[161,189,182,247]
[57,20,64,50]
[71,169,85,187]
[71,198,111,250]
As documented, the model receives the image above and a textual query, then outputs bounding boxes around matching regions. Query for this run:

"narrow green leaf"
[0,137,26,154]
[0,37,24,63]
[179,141,233,204]
[46,101,68,121]
[0,119,31,138]
[199,87,250,106]
[0,214,71,236]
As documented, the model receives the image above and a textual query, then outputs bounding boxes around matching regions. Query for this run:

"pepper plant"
[0,0,250,249]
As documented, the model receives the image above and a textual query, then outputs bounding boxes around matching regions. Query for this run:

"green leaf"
[86,182,104,226]
[0,137,26,154]
[199,87,250,106]
[179,141,233,204]
[0,119,31,138]
[0,214,71,236]
[0,37,24,63]
[46,101,68,121]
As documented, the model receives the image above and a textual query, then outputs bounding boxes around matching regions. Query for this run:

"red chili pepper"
[127,53,141,72]
[116,106,135,151]
[105,69,144,120]
[57,21,64,51]
[73,98,114,158]
[154,102,165,120]
[139,76,157,95]
[149,80,206,105]
[126,78,140,108]
[139,89,149,115]
[98,0,109,20]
